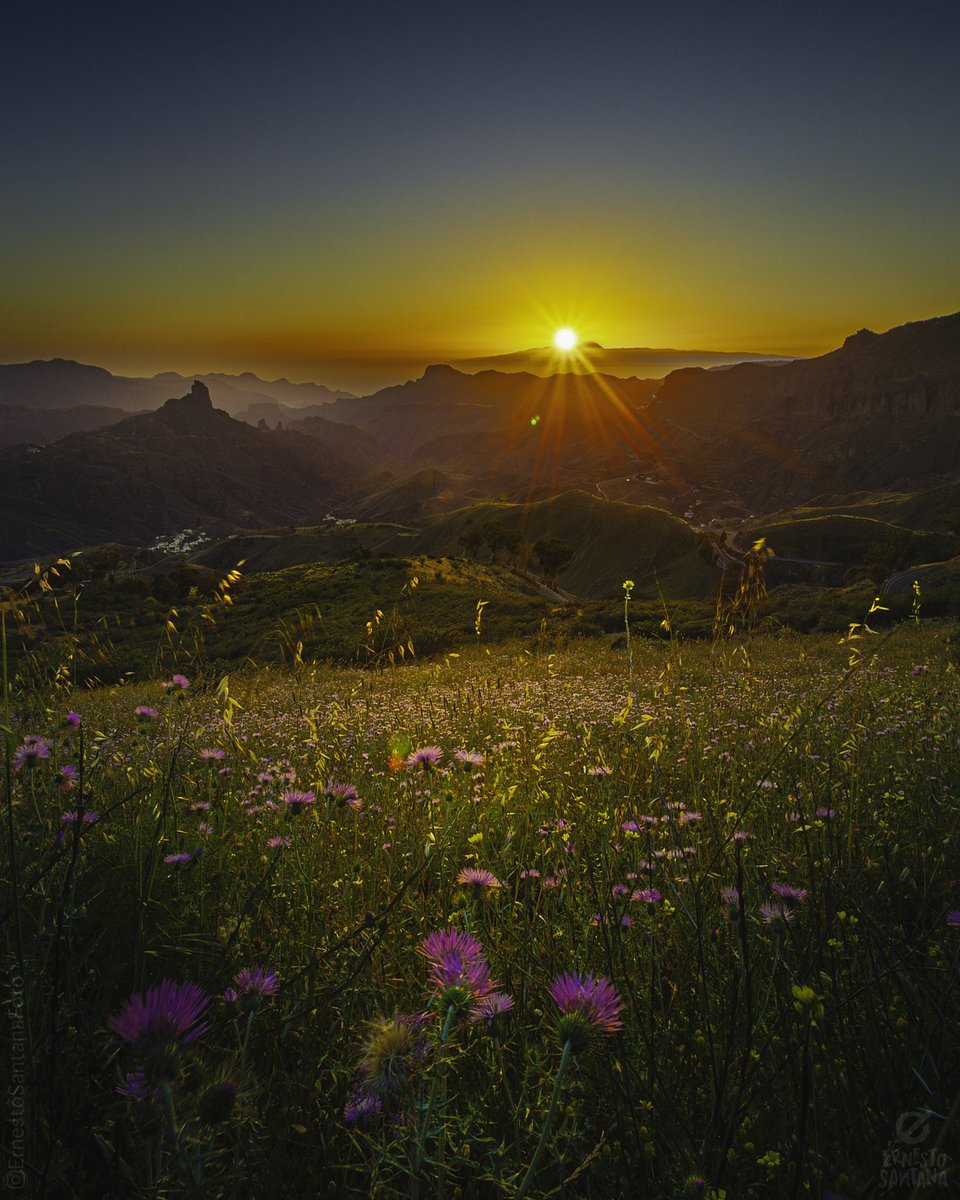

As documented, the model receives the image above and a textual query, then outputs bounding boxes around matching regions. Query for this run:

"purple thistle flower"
[343,1087,383,1125]
[166,674,190,690]
[406,746,443,770]
[427,950,498,1013]
[548,972,624,1049]
[63,712,81,729]
[57,764,79,791]
[454,749,485,770]
[816,807,836,819]
[472,991,515,1024]
[720,886,741,917]
[456,866,502,892]
[135,706,159,720]
[947,910,960,928]
[61,808,99,824]
[164,851,192,866]
[267,835,292,849]
[232,966,279,998]
[283,789,316,815]
[772,882,809,902]
[760,901,796,924]
[419,928,485,964]
[199,748,226,761]
[108,979,210,1050]
[13,736,51,770]
[324,779,361,810]
[420,928,502,1015]
[631,888,662,904]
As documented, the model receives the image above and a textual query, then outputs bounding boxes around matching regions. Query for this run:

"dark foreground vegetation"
[2,566,959,1197]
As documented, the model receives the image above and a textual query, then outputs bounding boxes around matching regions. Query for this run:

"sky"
[2,0,959,393]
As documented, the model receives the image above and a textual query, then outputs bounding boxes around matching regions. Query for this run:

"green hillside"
[199,556,563,664]
[743,513,957,566]
[383,490,719,599]
[11,555,604,684]
[750,479,960,537]
[192,522,412,574]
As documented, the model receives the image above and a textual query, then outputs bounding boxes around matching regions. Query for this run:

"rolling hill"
[379,491,719,600]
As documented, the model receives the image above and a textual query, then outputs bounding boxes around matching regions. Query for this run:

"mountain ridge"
[0,360,355,417]
[3,310,960,569]
[0,382,374,560]
[639,310,960,518]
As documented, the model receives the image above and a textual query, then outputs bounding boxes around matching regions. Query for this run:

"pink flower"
[406,746,443,770]
[456,867,502,892]
[549,972,623,1049]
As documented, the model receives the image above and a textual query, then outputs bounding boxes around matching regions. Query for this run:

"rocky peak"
[168,380,212,408]
[841,328,879,351]
[157,381,218,429]
[421,364,463,381]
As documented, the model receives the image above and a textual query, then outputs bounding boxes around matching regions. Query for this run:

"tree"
[533,537,574,588]
[865,529,917,585]
[480,519,512,563]
[83,544,126,582]
[458,527,484,559]
[501,527,525,569]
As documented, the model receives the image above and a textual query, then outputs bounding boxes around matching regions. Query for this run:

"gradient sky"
[2,0,959,392]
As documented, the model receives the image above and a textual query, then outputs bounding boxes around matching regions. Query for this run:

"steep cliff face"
[643,312,960,514]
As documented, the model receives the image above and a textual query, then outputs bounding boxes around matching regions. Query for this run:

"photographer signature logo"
[895,1110,932,1146]
[881,1110,950,1191]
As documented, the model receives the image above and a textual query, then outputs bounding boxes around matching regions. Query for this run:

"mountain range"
[0,359,353,419]
[640,311,960,519]
[446,343,794,379]
[1,313,959,585]
[0,383,374,560]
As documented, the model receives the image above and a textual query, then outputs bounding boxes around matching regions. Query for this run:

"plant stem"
[514,1038,573,1200]
[412,1002,456,1198]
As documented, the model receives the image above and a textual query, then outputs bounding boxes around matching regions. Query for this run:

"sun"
[553,327,578,352]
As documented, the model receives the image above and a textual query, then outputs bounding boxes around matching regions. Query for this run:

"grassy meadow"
[2,577,960,1198]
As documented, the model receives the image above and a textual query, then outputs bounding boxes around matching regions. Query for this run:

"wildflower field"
[3,618,960,1197]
